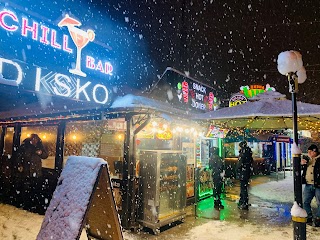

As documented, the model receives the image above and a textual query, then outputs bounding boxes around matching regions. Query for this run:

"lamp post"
[277,51,307,240]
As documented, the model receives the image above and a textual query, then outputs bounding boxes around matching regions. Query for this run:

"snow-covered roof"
[194,98,320,120]
[0,94,193,122]
[193,91,320,130]
[110,94,193,117]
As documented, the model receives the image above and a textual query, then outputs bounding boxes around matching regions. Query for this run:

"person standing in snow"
[15,133,48,209]
[209,147,225,209]
[236,141,253,210]
[301,144,320,227]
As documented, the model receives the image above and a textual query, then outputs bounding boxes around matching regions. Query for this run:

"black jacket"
[15,138,48,178]
[301,155,320,187]
[209,152,224,180]
[237,146,253,181]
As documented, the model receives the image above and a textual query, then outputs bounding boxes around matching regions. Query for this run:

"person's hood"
[22,138,32,145]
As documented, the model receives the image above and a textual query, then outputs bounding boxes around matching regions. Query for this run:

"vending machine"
[195,137,223,201]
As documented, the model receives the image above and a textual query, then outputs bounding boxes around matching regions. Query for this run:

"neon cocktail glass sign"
[58,15,95,77]
[0,10,113,77]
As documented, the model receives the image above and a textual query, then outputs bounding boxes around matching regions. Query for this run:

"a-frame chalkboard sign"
[37,156,123,240]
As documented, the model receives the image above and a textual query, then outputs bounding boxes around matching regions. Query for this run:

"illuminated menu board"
[148,68,217,113]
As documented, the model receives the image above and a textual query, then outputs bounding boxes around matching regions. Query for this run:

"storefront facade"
[0,95,206,229]
[0,1,221,232]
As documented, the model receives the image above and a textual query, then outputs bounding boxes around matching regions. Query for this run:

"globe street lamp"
[277,51,307,240]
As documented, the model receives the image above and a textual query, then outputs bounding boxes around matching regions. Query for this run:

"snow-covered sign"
[37,156,123,240]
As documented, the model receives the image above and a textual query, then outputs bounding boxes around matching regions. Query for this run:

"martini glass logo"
[58,14,95,77]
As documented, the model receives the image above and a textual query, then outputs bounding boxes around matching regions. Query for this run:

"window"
[64,119,126,176]
[20,125,57,169]
[4,127,14,158]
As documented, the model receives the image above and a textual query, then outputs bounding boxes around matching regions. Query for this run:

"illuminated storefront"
[0,2,220,233]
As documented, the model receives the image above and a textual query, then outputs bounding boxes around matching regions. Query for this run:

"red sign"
[275,136,291,143]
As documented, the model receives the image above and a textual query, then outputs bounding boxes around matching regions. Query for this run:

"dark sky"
[2,0,320,106]
[93,0,320,104]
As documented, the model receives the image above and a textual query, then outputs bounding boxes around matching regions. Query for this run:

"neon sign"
[58,15,95,77]
[240,84,275,98]
[177,81,216,111]
[229,94,247,107]
[0,10,73,53]
[148,68,218,113]
[156,130,173,140]
[0,57,109,104]
[0,10,113,77]
[86,56,113,75]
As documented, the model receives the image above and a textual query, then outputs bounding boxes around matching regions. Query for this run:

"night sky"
[2,0,320,107]
[94,0,320,104]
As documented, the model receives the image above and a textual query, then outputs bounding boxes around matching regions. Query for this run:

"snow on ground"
[183,221,293,240]
[250,173,316,206]
[0,203,43,240]
[251,173,294,203]
[180,220,316,240]
[0,174,319,240]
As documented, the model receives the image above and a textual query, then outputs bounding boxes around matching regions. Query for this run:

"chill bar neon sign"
[0,10,73,52]
[0,10,113,77]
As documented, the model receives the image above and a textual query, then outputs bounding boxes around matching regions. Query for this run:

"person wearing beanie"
[301,144,320,227]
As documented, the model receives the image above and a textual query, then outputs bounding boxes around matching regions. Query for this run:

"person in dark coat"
[301,144,320,227]
[15,133,48,209]
[236,141,253,210]
[209,147,225,209]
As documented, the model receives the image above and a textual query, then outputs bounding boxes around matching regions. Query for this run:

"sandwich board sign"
[37,156,123,240]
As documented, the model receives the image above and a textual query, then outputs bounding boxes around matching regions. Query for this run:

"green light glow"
[198,188,213,198]
[218,138,223,157]
[198,167,214,198]
[177,82,182,90]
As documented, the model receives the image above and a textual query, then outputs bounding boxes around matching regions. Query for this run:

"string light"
[117,134,123,140]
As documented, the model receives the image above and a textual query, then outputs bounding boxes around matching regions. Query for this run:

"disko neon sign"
[0,57,109,104]
[0,10,113,77]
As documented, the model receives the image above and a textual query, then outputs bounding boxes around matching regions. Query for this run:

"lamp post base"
[293,220,306,240]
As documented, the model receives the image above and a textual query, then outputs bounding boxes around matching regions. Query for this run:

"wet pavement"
[125,173,294,239]
[196,179,292,227]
